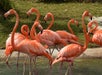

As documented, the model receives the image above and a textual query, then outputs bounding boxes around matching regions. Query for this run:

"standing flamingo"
[44,12,79,43]
[4,9,53,75]
[4,9,29,69]
[51,11,90,75]
[88,20,102,46]
[26,9,68,55]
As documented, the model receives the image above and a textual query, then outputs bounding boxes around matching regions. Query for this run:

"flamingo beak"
[41,29,43,34]
[89,13,92,20]
[44,17,47,23]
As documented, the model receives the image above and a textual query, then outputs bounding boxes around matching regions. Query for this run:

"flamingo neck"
[11,12,19,49]
[47,14,54,30]
[30,25,36,40]
[67,21,74,34]
[21,25,29,39]
[34,10,40,22]
[82,16,89,50]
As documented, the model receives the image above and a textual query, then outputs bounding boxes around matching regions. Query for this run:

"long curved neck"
[21,25,29,38]
[82,16,89,50]
[11,12,19,49]
[47,14,54,30]
[68,21,74,34]
[34,10,40,22]
[30,25,36,40]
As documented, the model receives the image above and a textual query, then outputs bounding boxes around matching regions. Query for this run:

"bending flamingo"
[88,20,102,46]
[4,9,53,75]
[51,11,90,75]
[26,9,68,55]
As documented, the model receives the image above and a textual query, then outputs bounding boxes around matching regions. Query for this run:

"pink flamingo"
[88,20,102,46]
[26,9,68,55]
[44,13,81,52]
[56,19,79,43]
[44,12,79,42]
[4,9,29,69]
[4,9,53,75]
[51,11,91,75]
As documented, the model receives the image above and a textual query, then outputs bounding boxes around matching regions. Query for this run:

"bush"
[37,0,102,3]
[0,0,14,14]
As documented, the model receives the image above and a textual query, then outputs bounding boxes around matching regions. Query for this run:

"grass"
[0,0,102,48]
[0,57,102,75]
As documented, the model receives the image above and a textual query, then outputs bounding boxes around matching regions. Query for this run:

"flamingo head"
[4,9,16,18]
[52,57,65,66]
[87,20,98,34]
[44,12,53,22]
[70,19,79,27]
[82,10,92,20]
[5,46,13,56]
[26,7,38,16]
[34,22,43,34]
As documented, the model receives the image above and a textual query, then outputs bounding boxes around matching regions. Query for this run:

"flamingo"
[4,9,29,70]
[56,19,79,42]
[51,11,91,75]
[44,12,79,42]
[44,12,81,52]
[26,9,68,55]
[88,20,102,46]
[4,9,53,75]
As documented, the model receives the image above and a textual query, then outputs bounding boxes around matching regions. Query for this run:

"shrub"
[0,0,14,14]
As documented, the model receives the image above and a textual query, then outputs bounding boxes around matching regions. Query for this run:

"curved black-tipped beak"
[77,24,79,27]
[28,32,30,35]
[41,29,43,34]
[27,15,29,18]
[3,16,6,20]
[90,16,92,20]
[44,20,47,23]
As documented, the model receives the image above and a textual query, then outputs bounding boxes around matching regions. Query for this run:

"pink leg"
[59,62,63,75]
[32,56,38,75]
[6,54,12,69]
[29,57,32,75]
[16,52,20,75]
[65,62,73,75]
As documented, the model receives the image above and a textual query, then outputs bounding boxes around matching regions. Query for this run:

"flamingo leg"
[65,62,73,75]
[16,52,20,75]
[59,62,63,75]
[29,57,32,75]
[23,55,28,75]
[51,48,54,55]
[49,48,51,55]
[32,56,38,75]
[6,54,12,69]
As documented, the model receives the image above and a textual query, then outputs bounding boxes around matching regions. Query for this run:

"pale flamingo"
[4,9,28,69]
[4,9,53,75]
[88,20,102,46]
[51,11,90,75]
[27,9,68,55]
[44,12,80,44]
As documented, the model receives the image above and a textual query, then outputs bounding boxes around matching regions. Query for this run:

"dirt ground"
[0,47,102,59]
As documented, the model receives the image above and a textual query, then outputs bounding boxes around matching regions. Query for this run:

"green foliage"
[0,0,14,14]
[37,0,102,3]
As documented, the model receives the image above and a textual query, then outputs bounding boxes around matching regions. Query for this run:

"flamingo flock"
[4,8,101,75]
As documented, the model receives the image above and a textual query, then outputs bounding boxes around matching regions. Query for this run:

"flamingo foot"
[6,61,12,69]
